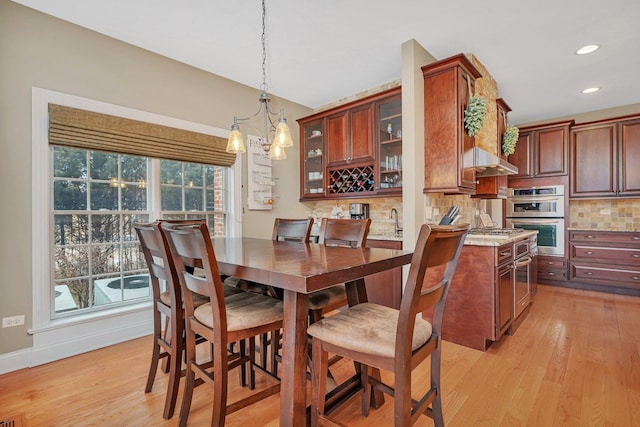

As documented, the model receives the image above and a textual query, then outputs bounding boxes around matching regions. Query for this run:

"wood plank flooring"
[1,284,638,426]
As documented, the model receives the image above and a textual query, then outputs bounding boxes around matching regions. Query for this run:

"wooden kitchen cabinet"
[570,115,640,198]
[422,242,514,351]
[365,239,403,309]
[569,230,640,294]
[537,255,568,282]
[508,120,572,181]
[297,87,401,201]
[325,103,374,167]
[423,53,481,194]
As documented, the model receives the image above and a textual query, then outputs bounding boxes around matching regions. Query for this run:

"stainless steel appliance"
[506,185,565,256]
[349,203,369,219]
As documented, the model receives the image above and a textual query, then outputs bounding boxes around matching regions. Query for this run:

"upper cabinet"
[423,54,481,194]
[570,115,640,198]
[297,87,402,201]
[325,103,374,167]
[508,120,573,181]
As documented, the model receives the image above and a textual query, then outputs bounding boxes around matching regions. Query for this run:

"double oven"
[506,185,565,257]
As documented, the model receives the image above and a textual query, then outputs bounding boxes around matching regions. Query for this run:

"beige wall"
[0,0,311,355]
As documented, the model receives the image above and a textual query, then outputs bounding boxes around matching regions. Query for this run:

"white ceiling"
[12,0,640,125]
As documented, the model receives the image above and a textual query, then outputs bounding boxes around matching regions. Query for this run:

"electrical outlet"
[424,206,433,221]
[2,315,25,328]
[600,209,611,215]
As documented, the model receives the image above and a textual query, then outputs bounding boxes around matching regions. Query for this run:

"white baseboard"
[0,309,153,375]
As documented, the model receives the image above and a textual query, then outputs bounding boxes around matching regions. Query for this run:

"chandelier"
[225,0,293,159]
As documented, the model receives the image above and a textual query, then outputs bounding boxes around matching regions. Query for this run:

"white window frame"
[29,87,242,366]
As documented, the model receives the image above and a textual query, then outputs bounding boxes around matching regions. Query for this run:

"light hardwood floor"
[1,285,639,426]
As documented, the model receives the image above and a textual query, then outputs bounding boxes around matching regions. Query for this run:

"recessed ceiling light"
[581,87,600,94]
[576,45,599,55]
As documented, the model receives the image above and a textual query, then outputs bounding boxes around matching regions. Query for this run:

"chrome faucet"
[390,208,403,236]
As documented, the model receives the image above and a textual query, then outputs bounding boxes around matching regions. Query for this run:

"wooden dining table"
[211,237,413,426]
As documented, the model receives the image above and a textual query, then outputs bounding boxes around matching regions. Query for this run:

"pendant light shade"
[226,121,246,154]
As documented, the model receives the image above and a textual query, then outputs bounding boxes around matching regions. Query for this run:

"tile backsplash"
[569,199,640,230]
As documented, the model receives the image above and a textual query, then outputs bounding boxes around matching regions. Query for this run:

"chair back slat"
[396,224,469,360]
[272,218,314,242]
[318,218,371,248]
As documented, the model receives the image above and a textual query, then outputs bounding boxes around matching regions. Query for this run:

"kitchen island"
[423,230,538,351]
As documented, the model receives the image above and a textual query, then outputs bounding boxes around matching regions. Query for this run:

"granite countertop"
[463,230,538,247]
[567,227,640,232]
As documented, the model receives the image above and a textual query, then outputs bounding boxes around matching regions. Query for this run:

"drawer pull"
[586,251,594,255]
[633,276,639,280]
[633,254,640,258]
[500,251,510,257]
[547,272,555,276]
[585,271,593,276]
[548,261,554,265]
[633,236,639,240]
[586,235,594,239]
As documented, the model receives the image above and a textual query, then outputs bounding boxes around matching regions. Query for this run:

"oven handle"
[509,196,563,202]
[509,219,562,224]
[515,256,533,268]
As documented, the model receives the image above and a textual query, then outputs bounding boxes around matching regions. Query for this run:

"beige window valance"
[48,104,236,167]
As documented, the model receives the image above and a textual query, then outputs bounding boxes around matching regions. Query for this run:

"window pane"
[123,214,149,242]
[121,155,146,182]
[161,186,182,210]
[122,242,146,272]
[90,182,118,210]
[54,283,80,313]
[206,190,215,211]
[94,275,122,305]
[122,185,147,210]
[92,244,120,275]
[54,180,87,210]
[56,278,91,311]
[161,160,182,184]
[184,163,203,187]
[90,151,118,180]
[205,166,215,187]
[185,188,203,211]
[91,214,120,244]
[53,147,86,179]
[54,246,89,279]
[123,274,151,301]
[54,214,88,245]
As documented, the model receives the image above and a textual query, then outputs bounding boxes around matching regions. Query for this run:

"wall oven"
[506,185,565,257]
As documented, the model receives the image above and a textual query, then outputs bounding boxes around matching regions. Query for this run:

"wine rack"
[328,165,375,194]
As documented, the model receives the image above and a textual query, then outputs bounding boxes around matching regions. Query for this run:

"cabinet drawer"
[571,264,640,289]
[538,267,568,281]
[570,231,640,245]
[496,245,513,266]
[537,256,566,269]
[571,244,640,266]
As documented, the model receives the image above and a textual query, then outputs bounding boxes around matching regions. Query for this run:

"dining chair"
[308,217,371,324]
[134,219,217,419]
[307,223,469,426]
[162,221,283,427]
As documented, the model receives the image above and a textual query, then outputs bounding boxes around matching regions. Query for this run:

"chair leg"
[161,316,171,373]
[239,339,247,388]
[211,351,228,427]
[270,328,280,377]
[248,337,256,389]
[178,362,196,427]
[144,310,162,393]
[260,332,269,370]
[431,347,444,427]
[360,364,371,417]
[310,337,329,427]
[162,313,183,419]
[394,366,412,427]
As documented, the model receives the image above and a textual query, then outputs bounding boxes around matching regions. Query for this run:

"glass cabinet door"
[301,119,325,197]
[377,93,402,192]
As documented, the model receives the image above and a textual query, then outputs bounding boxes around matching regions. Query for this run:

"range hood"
[474,147,518,177]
